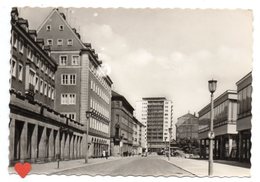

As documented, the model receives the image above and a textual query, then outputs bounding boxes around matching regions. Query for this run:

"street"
[53,156,193,176]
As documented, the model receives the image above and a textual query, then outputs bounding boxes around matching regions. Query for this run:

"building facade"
[198,90,238,160]
[37,8,113,158]
[236,72,252,162]
[9,8,85,165]
[176,113,199,142]
[136,98,173,153]
[132,117,145,155]
[110,91,136,156]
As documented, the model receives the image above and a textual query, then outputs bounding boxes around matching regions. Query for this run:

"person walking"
[105,150,109,159]
[102,150,106,158]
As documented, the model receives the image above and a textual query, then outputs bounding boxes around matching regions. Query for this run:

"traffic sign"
[208,131,215,139]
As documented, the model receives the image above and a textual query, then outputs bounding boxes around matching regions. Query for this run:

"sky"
[19,7,252,124]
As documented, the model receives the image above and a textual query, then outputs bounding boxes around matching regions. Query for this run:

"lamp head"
[208,79,217,93]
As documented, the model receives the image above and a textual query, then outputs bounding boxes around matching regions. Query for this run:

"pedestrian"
[105,150,108,159]
[102,150,106,158]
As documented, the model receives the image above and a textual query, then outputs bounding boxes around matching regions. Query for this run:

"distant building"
[135,97,173,153]
[176,112,199,142]
[37,8,113,158]
[132,117,145,155]
[198,90,238,160]
[110,91,135,156]
[9,8,84,165]
[236,72,252,162]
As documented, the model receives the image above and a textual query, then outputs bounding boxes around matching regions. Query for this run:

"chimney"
[94,53,98,59]
[60,12,66,20]
[44,45,51,56]
[28,30,37,40]
[11,7,19,20]
[36,38,44,48]
[84,43,92,48]
[18,18,29,32]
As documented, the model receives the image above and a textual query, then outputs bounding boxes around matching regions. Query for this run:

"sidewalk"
[162,156,251,177]
[9,157,122,175]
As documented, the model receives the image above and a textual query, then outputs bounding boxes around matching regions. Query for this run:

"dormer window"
[67,39,73,46]
[57,39,63,46]
[59,25,64,31]
[46,25,51,31]
[47,39,53,46]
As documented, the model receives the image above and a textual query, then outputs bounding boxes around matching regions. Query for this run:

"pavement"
[161,156,251,177]
[9,155,251,177]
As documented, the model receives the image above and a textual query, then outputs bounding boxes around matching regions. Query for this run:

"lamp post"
[208,79,217,176]
[85,110,92,163]
[164,137,167,158]
[168,127,172,161]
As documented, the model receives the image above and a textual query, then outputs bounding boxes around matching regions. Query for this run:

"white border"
[1,1,259,182]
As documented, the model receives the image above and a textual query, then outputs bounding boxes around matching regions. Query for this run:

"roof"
[143,97,166,101]
[112,91,134,112]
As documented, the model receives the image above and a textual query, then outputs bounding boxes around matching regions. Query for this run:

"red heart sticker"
[14,162,31,178]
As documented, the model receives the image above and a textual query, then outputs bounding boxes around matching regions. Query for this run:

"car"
[141,152,147,157]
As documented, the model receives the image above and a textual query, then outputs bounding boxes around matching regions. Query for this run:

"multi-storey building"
[198,90,238,160]
[136,97,173,153]
[110,91,135,156]
[236,72,252,162]
[9,8,85,165]
[37,8,113,158]
[176,112,199,142]
[132,117,145,155]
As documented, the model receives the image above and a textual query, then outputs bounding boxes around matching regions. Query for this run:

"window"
[18,39,24,53]
[62,113,76,121]
[61,93,76,105]
[12,32,18,48]
[59,25,64,31]
[36,56,40,67]
[57,39,63,46]
[61,74,76,85]
[51,87,55,100]
[46,25,51,31]
[29,69,35,86]
[44,82,47,96]
[40,79,43,94]
[18,63,23,81]
[35,75,39,91]
[71,55,80,65]
[27,47,33,61]
[47,39,53,45]
[61,74,68,85]
[59,55,67,65]
[67,39,73,46]
[48,85,51,98]
[11,58,17,77]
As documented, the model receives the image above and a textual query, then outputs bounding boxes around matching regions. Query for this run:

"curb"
[162,158,198,177]
[48,157,123,175]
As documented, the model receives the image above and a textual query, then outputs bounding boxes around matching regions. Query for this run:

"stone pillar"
[64,134,70,160]
[9,118,15,164]
[38,126,47,160]
[228,135,233,158]
[69,135,74,159]
[31,124,38,162]
[49,129,54,160]
[60,132,65,160]
[20,122,28,162]
[74,136,77,159]
[54,130,60,159]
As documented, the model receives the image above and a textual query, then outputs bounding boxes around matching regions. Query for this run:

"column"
[20,122,28,162]
[55,130,60,159]
[31,124,38,162]
[60,132,65,160]
[48,129,54,160]
[38,126,46,160]
[219,136,223,159]
[9,118,15,164]
[228,135,233,159]
[74,136,77,159]
[64,134,70,160]
[69,135,74,159]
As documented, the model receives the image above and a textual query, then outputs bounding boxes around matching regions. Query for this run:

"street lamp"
[208,79,217,176]
[85,110,93,163]
[168,127,173,161]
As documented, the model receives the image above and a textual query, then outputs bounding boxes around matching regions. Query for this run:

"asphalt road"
[54,156,194,176]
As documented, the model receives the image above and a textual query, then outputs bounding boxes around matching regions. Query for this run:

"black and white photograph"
[7,6,253,178]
